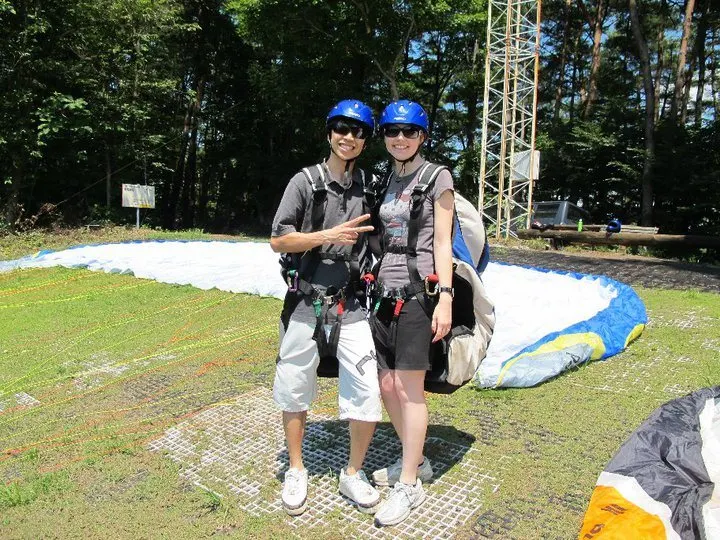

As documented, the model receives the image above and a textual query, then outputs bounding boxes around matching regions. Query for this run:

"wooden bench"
[540,224,659,234]
[600,224,659,235]
[518,229,720,248]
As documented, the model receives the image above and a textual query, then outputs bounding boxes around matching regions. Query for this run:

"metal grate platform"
[150,388,502,538]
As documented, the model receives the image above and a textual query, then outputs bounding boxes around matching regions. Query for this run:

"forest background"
[2,0,719,257]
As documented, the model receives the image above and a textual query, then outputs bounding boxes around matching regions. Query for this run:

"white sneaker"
[372,457,433,487]
[282,468,308,516]
[374,479,426,527]
[338,468,381,514]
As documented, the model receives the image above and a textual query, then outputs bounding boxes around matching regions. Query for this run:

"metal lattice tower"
[478,0,542,238]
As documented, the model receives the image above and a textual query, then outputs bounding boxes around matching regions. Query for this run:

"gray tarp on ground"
[580,386,720,539]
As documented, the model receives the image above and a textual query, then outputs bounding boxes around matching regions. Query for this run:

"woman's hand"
[431,295,452,343]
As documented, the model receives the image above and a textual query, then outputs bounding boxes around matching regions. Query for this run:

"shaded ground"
[491,246,720,293]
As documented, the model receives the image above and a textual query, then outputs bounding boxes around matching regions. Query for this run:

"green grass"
[0,236,718,538]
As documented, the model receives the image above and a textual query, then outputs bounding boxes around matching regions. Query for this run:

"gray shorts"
[273,319,382,422]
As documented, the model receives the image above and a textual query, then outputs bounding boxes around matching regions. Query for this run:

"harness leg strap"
[388,297,404,350]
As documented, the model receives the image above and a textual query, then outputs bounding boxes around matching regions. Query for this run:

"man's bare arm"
[270,214,374,253]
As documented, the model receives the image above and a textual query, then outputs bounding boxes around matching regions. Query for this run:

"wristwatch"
[439,286,454,298]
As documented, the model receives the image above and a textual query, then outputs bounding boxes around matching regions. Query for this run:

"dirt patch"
[491,246,720,293]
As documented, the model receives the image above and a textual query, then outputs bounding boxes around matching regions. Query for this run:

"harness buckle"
[286,270,299,292]
[424,274,439,296]
[323,286,345,306]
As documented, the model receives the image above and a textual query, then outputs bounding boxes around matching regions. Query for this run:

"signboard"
[510,150,540,181]
[122,184,155,209]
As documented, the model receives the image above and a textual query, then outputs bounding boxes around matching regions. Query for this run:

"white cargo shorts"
[273,319,382,422]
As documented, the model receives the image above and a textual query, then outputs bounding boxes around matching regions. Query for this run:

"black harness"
[279,164,375,374]
[370,162,449,346]
[373,162,448,299]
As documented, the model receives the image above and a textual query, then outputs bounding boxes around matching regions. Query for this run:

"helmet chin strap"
[395,134,426,175]
[328,141,359,184]
[395,131,427,176]
[397,151,420,175]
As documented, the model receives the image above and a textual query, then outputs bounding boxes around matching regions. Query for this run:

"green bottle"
[577,219,583,232]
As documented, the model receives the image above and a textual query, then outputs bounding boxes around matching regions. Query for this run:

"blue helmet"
[379,100,429,132]
[326,99,375,134]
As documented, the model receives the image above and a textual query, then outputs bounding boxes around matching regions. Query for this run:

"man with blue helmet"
[270,99,382,517]
[369,100,455,527]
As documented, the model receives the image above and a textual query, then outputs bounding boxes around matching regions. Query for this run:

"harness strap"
[319,252,354,262]
[373,163,448,330]
[380,280,426,300]
[385,244,408,254]
[281,165,375,361]
[406,162,447,287]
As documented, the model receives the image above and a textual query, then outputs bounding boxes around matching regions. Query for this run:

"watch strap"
[439,286,454,297]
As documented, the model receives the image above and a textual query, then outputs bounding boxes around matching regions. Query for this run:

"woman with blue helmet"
[270,99,382,517]
[370,100,455,527]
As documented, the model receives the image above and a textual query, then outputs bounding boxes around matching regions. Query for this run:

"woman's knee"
[379,369,396,395]
[395,370,426,403]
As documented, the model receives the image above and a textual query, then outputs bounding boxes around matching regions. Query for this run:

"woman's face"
[383,124,425,162]
[328,119,367,161]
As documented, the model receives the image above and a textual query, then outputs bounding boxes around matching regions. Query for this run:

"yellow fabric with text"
[579,485,667,539]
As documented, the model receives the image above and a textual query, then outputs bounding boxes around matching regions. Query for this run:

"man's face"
[328,119,367,161]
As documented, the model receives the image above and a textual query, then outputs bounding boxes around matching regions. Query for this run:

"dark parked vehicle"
[531,201,590,227]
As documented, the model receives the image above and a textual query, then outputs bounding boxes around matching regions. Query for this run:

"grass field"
[0,231,718,539]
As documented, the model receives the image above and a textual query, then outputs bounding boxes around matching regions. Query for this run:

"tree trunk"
[180,75,205,230]
[163,90,194,230]
[652,0,666,123]
[197,125,213,228]
[681,49,697,125]
[693,0,709,127]
[181,130,198,229]
[105,145,112,209]
[569,33,583,122]
[462,38,481,189]
[553,0,574,122]
[660,46,676,119]
[577,0,607,118]
[4,165,23,230]
[426,34,444,152]
[712,28,719,117]
[668,0,696,123]
[628,0,656,226]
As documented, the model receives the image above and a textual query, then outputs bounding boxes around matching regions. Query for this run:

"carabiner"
[424,273,439,296]
[286,269,299,292]
[313,298,322,318]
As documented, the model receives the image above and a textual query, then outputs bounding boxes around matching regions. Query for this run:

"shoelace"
[348,471,374,495]
[286,471,303,495]
[389,483,414,505]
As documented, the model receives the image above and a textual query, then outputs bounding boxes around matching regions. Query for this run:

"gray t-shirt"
[377,162,454,288]
[271,163,372,324]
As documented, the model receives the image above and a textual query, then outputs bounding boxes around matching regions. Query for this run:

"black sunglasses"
[329,119,369,139]
[382,125,422,139]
